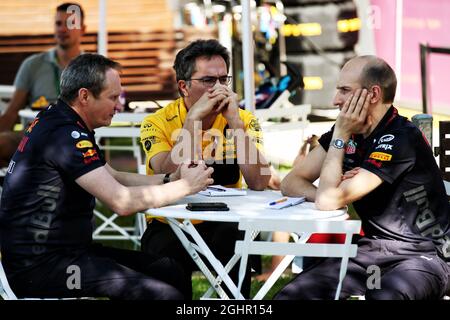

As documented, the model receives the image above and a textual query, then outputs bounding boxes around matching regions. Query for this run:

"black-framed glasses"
[188,76,232,87]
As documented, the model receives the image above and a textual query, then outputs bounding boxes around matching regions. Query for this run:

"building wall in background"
[0,0,173,34]
[371,0,450,114]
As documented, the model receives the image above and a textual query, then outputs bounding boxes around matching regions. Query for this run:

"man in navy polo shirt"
[0,53,214,299]
[277,55,450,300]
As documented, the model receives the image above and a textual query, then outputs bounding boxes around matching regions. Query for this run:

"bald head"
[344,55,397,104]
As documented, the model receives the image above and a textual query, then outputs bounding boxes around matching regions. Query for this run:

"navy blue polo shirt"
[319,106,450,262]
[0,99,106,274]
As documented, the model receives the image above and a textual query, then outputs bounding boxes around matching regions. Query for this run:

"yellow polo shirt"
[140,97,264,223]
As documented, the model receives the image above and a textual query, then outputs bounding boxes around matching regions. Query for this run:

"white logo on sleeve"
[378,134,395,144]
[7,160,15,174]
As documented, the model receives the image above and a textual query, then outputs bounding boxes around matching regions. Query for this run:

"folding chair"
[0,255,17,300]
[436,121,450,198]
[440,121,450,298]
[235,218,361,300]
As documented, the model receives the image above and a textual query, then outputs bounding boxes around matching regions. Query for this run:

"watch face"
[333,139,345,149]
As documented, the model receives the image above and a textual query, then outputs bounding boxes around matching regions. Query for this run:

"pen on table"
[207,186,226,192]
[270,197,288,206]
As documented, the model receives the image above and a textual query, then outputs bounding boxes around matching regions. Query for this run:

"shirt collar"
[45,48,60,68]
[369,105,397,135]
[178,97,187,123]
[55,99,91,132]
[45,48,85,69]
[357,105,397,143]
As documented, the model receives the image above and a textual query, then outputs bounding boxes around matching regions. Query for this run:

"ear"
[78,88,90,106]
[370,85,382,104]
[178,80,189,97]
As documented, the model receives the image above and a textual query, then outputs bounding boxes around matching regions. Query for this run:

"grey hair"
[59,53,121,103]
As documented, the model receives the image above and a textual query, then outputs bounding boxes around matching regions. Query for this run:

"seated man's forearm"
[281,174,317,201]
[315,141,346,210]
[236,131,270,190]
[157,152,179,174]
[107,164,167,186]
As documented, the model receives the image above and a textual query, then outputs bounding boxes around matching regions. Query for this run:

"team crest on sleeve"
[82,149,97,158]
[144,140,152,151]
[143,136,161,151]
[26,118,39,133]
[82,149,100,164]
[249,119,261,132]
[345,139,356,154]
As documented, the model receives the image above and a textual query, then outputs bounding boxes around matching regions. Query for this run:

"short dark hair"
[173,39,230,96]
[359,56,397,104]
[57,2,85,24]
[60,53,121,103]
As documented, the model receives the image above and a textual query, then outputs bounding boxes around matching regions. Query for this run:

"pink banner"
[371,0,450,113]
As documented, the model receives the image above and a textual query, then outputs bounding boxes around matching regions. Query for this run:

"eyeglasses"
[188,76,232,87]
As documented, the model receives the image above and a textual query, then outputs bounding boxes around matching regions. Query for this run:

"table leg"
[166,218,245,299]
[182,220,245,299]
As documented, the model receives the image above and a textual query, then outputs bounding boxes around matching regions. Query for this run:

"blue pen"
[270,197,288,205]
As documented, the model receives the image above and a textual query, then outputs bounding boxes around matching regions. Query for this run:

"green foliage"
[192,272,293,300]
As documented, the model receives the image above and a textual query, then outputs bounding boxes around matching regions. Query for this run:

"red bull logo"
[82,149,97,158]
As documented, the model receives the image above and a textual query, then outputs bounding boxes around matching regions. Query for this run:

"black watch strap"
[163,173,171,184]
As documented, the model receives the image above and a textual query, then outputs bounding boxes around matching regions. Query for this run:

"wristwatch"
[330,138,346,149]
[163,173,171,184]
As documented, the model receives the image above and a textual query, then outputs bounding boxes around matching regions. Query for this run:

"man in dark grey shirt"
[0,2,85,132]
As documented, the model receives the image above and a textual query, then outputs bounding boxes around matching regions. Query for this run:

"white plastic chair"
[234,218,361,300]
[0,257,17,300]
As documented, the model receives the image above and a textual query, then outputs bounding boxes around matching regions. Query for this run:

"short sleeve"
[140,115,172,172]
[361,130,416,184]
[318,127,334,152]
[242,111,264,152]
[48,126,105,180]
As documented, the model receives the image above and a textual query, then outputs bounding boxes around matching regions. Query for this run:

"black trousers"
[275,237,450,300]
[7,243,185,300]
[141,220,252,299]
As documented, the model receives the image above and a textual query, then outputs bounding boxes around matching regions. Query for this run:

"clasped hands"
[188,83,239,122]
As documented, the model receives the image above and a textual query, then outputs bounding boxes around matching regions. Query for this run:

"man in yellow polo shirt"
[140,39,270,298]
